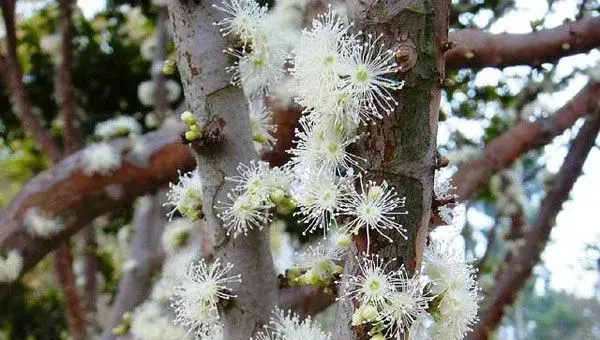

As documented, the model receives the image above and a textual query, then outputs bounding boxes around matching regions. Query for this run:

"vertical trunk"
[167,1,278,339]
[334,1,450,338]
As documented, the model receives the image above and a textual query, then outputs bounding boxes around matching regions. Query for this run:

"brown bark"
[453,81,600,201]
[446,16,600,69]
[0,123,195,296]
[469,109,600,340]
[333,1,450,338]
[54,242,87,340]
[0,0,63,160]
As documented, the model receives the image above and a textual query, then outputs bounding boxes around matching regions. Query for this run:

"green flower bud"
[181,111,196,126]
[270,189,286,205]
[185,130,199,141]
[253,134,267,144]
[336,232,352,248]
[359,304,379,322]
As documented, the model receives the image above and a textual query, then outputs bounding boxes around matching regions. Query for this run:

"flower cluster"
[217,160,293,237]
[338,254,430,338]
[171,258,241,337]
[261,308,331,340]
[164,170,204,221]
[0,250,23,283]
[95,115,142,139]
[423,239,480,339]
[23,207,62,238]
[82,142,122,176]
[290,242,344,287]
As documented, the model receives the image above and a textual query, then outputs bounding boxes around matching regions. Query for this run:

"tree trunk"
[167,1,278,339]
[334,1,450,338]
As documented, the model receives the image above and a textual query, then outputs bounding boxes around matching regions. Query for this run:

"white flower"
[165,79,182,103]
[339,175,407,250]
[0,250,23,283]
[161,218,195,255]
[151,247,199,302]
[249,100,277,153]
[294,242,344,282]
[377,268,430,337]
[138,80,181,106]
[82,142,122,176]
[227,43,287,98]
[213,0,267,44]
[140,35,157,60]
[434,167,456,199]
[432,287,479,340]
[94,115,142,139]
[226,160,277,199]
[270,308,331,340]
[338,33,402,122]
[23,207,62,238]
[217,191,273,237]
[130,301,187,340]
[270,220,295,275]
[137,80,155,106]
[293,172,349,236]
[288,119,362,175]
[171,258,241,335]
[339,254,403,311]
[424,239,480,340]
[164,169,203,220]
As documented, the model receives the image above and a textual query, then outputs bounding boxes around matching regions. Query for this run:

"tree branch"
[0,123,195,296]
[468,109,600,340]
[446,16,600,69]
[0,0,63,160]
[167,2,278,338]
[333,1,450,338]
[452,81,600,201]
[101,194,167,340]
[54,242,87,340]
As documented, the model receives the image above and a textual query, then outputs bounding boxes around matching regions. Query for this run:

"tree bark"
[453,81,600,201]
[167,1,277,338]
[446,16,600,69]
[469,109,600,340]
[101,194,167,340]
[0,124,195,296]
[333,1,450,338]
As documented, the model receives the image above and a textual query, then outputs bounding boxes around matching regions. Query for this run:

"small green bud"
[336,233,352,248]
[270,189,286,205]
[185,130,200,141]
[181,111,196,126]
[359,304,379,322]
[162,59,177,75]
[112,324,129,336]
[286,267,302,280]
[189,124,203,133]
[253,134,267,144]
[305,270,321,285]
[370,334,385,340]
[122,312,132,324]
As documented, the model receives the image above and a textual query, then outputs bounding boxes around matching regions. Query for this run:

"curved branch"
[453,81,600,201]
[469,109,600,340]
[446,16,600,69]
[0,122,195,295]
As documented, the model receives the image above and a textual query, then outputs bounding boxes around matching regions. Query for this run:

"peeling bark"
[168,1,277,338]
[333,0,450,338]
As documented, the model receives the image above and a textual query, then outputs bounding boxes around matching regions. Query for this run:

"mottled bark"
[168,1,277,338]
[0,123,195,296]
[101,194,167,340]
[469,109,600,340]
[334,0,450,338]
